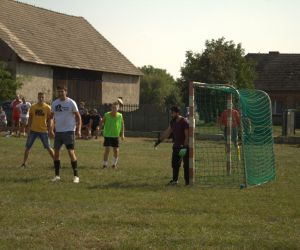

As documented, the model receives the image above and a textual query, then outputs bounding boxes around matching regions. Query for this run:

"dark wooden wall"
[53,67,102,104]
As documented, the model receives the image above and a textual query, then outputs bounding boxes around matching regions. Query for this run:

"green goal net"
[192,83,276,188]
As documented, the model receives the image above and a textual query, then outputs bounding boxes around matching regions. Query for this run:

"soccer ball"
[117,98,124,106]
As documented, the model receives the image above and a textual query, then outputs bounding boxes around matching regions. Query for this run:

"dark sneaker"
[102,165,108,169]
[167,180,178,186]
[112,165,118,169]
[20,163,27,168]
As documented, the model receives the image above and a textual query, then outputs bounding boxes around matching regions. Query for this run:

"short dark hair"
[170,106,180,113]
[38,92,45,96]
[56,85,67,91]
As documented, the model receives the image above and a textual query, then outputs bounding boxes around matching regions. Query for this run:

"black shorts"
[54,131,75,150]
[103,137,119,148]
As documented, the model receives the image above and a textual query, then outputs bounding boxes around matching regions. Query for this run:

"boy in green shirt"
[102,102,125,169]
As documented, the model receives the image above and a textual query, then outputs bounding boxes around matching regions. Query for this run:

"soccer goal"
[188,81,276,188]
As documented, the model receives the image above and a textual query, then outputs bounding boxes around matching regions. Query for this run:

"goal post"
[188,81,276,188]
[188,81,195,185]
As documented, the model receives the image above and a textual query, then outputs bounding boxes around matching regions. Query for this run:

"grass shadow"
[0,176,40,183]
[87,181,166,191]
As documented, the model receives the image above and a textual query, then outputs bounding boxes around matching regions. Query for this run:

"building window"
[272,100,284,114]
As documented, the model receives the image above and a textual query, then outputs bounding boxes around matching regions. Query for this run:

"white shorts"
[20,117,29,125]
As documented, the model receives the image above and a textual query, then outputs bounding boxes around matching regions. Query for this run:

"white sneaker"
[52,176,61,182]
[73,176,80,183]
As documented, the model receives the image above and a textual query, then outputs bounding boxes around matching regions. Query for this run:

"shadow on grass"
[0,176,40,183]
[87,181,165,191]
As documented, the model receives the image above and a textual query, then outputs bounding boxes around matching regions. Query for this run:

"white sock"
[112,157,119,166]
[103,161,108,166]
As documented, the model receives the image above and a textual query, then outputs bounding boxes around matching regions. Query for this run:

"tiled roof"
[246,52,300,91]
[0,0,142,76]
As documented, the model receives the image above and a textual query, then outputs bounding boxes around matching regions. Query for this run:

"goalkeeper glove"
[178,148,187,157]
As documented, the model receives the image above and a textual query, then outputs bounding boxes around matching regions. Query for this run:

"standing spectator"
[101,102,125,169]
[50,85,82,183]
[81,108,91,139]
[10,95,21,136]
[0,106,7,134]
[21,92,54,167]
[17,96,31,137]
[219,108,240,147]
[79,101,86,116]
[89,109,102,139]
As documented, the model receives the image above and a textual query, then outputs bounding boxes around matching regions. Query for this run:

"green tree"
[0,61,22,102]
[139,65,182,108]
[178,37,256,104]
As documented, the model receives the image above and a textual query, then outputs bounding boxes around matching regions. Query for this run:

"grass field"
[0,136,299,249]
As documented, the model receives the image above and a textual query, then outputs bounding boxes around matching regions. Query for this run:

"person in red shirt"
[219,108,240,146]
[10,95,21,137]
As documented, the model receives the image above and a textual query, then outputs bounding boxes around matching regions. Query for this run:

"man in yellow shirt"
[21,92,54,167]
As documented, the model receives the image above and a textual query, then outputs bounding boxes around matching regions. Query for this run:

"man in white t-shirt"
[50,85,82,183]
[17,96,31,136]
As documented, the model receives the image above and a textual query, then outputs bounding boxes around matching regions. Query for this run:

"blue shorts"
[26,131,51,149]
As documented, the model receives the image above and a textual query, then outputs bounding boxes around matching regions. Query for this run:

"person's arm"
[47,113,53,136]
[121,117,125,140]
[75,111,82,137]
[98,116,103,128]
[154,126,172,147]
[49,112,55,138]
[27,112,32,135]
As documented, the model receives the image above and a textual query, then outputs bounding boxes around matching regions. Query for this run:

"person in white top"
[50,85,82,183]
[0,106,7,134]
[17,96,31,136]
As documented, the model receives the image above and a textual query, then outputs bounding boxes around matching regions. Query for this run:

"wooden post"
[226,93,232,175]
[188,81,195,184]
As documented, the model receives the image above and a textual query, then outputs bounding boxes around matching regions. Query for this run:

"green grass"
[0,136,299,249]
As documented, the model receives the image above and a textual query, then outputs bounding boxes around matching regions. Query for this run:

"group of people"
[1,87,241,186]
[1,85,125,184]
[78,102,102,140]
[0,95,31,136]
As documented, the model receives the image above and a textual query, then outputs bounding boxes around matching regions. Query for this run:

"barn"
[0,0,142,104]
[246,51,300,114]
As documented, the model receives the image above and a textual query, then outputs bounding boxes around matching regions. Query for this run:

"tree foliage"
[0,62,22,102]
[178,37,256,104]
[139,65,182,107]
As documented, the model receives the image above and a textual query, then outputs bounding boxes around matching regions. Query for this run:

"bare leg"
[112,147,119,168]
[47,148,55,160]
[15,121,20,136]
[67,149,77,162]
[22,148,30,166]
[20,122,25,136]
[103,147,110,168]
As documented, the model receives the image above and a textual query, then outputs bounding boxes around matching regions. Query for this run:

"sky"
[18,0,300,78]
